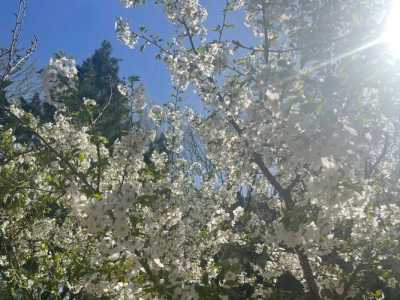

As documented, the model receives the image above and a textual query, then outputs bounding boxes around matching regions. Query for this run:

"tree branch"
[295,247,321,299]
[1,0,37,83]
[218,0,229,43]
[261,2,270,67]
[180,19,198,54]
[365,133,389,179]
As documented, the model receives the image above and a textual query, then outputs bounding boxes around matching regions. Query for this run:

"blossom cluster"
[2,0,400,299]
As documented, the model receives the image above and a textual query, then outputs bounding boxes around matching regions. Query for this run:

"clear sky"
[1,0,252,103]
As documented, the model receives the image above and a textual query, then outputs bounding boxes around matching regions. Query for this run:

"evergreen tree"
[20,93,42,119]
[73,41,130,144]
[22,41,131,145]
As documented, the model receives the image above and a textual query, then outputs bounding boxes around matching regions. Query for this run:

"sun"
[383,1,400,56]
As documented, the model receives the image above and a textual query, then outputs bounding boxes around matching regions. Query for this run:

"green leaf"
[93,192,103,201]
[79,152,86,162]
[212,25,221,32]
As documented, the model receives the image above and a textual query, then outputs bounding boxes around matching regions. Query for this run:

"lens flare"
[383,1,400,56]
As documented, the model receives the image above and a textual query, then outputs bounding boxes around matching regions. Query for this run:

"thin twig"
[365,133,389,179]
[92,75,114,126]
[218,0,230,43]
[180,19,198,54]
[1,0,37,82]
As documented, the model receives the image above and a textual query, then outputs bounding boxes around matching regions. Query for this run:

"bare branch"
[1,0,37,83]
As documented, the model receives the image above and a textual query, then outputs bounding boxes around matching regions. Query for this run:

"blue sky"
[1,0,252,103]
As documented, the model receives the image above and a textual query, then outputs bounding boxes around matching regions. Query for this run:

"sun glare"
[383,2,400,56]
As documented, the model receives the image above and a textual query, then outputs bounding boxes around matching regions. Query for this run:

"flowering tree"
[2,0,400,299]
[113,0,400,299]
